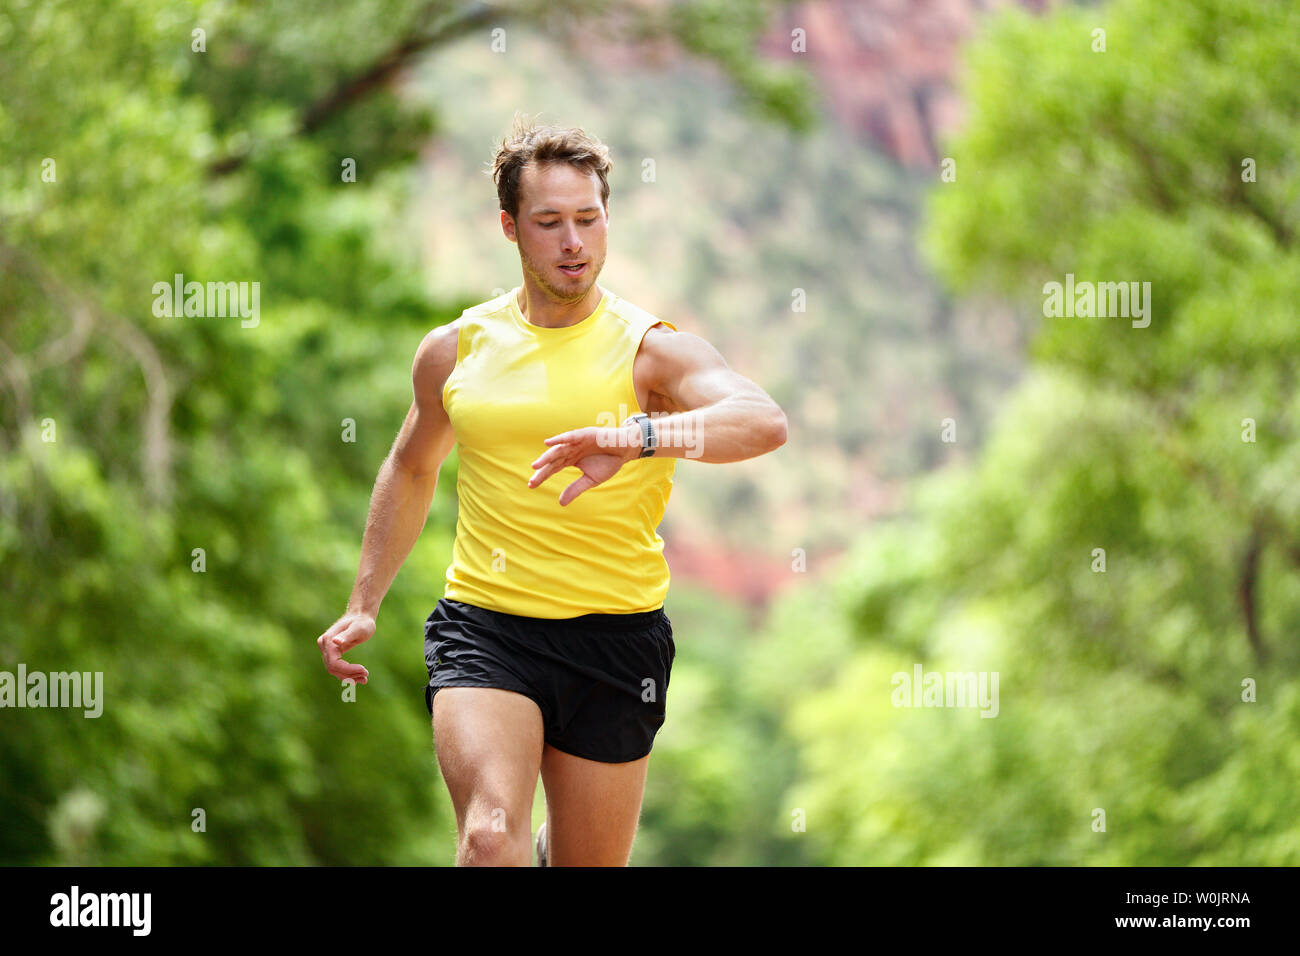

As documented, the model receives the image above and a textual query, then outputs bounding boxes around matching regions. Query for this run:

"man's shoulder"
[460,288,516,321]
[412,320,462,404]
[414,289,515,368]
[605,291,678,337]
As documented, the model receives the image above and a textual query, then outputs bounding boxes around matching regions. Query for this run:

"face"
[503,161,608,302]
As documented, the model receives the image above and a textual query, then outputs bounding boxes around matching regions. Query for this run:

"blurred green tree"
[0,0,813,864]
[768,0,1300,865]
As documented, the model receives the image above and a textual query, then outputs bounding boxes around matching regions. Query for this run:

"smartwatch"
[623,413,657,458]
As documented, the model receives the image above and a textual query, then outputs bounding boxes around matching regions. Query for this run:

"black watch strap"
[627,413,656,457]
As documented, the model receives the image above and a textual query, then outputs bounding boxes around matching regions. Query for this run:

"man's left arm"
[621,328,787,463]
[528,328,787,505]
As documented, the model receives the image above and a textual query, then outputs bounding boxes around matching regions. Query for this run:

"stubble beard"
[519,240,603,303]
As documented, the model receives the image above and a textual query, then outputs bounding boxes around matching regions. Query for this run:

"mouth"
[557,262,587,277]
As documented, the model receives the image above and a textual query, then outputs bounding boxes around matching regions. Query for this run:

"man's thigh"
[432,687,544,843]
[539,743,651,866]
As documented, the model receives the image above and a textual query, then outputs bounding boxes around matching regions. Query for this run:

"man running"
[316,118,787,866]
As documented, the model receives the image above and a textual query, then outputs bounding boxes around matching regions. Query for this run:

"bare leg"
[539,744,651,866]
[432,687,544,866]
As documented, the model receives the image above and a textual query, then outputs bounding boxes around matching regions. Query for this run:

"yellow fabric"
[440,286,677,618]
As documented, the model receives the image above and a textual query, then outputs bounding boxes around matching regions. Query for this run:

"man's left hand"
[528,424,639,506]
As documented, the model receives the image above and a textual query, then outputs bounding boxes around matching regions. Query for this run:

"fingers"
[531,437,580,471]
[330,660,369,684]
[531,429,599,485]
[317,620,369,655]
[330,622,372,653]
[530,448,557,471]
[529,457,571,488]
[559,474,598,507]
[317,620,372,684]
[529,443,582,487]
[317,617,349,643]
[537,427,603,462]
[323,638,369,684]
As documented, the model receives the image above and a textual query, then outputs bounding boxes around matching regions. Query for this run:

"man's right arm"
[316,322,460,684]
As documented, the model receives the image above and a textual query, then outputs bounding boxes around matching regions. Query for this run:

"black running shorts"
[423,598,676,764]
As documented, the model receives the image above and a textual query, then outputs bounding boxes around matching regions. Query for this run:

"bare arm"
[316,322,459,684]
[527,327,787,505]
[626,328,787,463]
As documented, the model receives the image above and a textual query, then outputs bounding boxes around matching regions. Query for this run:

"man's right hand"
[317,612,376,685]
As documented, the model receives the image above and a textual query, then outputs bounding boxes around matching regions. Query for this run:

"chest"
[446,336,639,450]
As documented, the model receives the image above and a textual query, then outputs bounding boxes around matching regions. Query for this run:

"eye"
[581,217,597,225]
[540,221,558,228]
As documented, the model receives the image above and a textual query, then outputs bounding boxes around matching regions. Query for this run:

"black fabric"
[423,598,676,763]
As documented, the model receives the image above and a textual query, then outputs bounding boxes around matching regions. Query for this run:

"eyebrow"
[531,207,602,216]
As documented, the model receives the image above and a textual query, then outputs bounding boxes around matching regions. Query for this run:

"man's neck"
[516,282,605,329]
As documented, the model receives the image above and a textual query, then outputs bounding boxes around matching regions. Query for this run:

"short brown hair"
[489,115,613,220]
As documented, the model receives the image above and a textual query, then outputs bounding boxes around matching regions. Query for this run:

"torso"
[433,293,679,617]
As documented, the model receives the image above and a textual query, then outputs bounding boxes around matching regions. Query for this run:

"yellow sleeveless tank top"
[440,286,677,618]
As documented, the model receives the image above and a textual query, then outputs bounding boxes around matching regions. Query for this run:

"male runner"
[316,118,787,866]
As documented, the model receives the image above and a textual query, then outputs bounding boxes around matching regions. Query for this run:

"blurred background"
[2,0,1298,865]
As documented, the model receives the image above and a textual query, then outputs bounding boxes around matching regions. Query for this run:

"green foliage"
[771,0,1300,865]
[0,0,817,865]
[8,0,1289,868]
[0,0,461,864]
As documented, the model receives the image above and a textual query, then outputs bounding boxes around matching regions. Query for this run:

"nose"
[562,224,582,252]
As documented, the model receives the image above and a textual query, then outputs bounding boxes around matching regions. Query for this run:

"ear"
[501,210,517,243]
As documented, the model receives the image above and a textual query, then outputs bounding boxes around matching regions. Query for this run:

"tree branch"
[0,240,174,507]
[1225,155,1293,249]
[209,0,499,176]
[1238,525,1267,663]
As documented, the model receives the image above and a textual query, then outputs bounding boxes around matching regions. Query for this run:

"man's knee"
[459,804,533,866]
